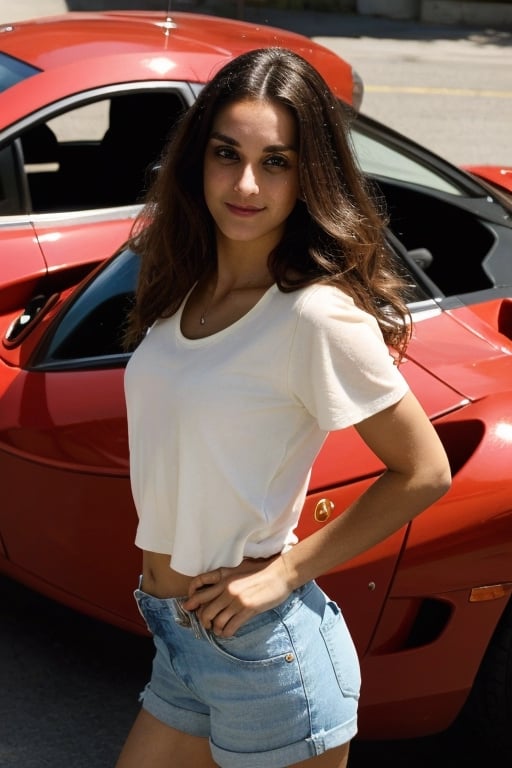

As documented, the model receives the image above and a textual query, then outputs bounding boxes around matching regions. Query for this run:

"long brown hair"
[125,47,411,356]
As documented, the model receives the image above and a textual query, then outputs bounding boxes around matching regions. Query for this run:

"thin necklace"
[199,278,215,325]
[198,274,215,325]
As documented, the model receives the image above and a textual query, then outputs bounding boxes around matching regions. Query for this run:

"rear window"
[0,51,40,93]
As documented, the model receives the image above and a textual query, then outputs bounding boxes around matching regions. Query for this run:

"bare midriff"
[141,549,281,598]
[141,550,195,598]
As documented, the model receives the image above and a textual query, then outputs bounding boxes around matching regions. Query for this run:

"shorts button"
[285,653,294,662]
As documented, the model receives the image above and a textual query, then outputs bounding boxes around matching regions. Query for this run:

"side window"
[351,119,496,297]
[0,52,40,93]
[351,124,463,196]
[19,90,185,213]
[48,100,109,142]
[38,248,139,367]
[0,142,24,215]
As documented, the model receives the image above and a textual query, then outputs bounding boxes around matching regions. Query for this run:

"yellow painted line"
[366,84,512,98]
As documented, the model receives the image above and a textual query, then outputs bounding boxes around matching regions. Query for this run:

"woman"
[117,47,451,768]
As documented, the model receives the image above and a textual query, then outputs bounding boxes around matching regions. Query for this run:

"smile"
[225,203,264,216]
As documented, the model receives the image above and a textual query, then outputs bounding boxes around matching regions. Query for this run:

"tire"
[459,597,512,764]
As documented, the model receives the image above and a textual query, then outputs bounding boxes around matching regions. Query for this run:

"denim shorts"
[134,579,360,768]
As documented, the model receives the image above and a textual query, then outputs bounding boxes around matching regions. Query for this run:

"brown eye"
[264,155,290,169]
[215,146,238,161]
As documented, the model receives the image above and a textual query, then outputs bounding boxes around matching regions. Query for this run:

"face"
[203,97,300,253]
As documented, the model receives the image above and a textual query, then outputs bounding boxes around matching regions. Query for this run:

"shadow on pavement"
[64,0,512,46]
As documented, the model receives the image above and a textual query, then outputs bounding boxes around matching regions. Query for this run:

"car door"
[0,249,141,630]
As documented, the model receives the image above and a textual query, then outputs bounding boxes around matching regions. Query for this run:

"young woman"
[117,47,451,768]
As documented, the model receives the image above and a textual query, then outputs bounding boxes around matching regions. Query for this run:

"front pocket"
[204,617,294,668]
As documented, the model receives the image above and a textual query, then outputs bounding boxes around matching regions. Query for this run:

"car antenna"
[161,0,177,41]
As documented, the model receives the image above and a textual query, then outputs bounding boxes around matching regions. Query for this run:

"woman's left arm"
[184,390,451,636]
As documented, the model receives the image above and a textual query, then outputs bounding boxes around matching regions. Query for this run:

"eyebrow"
[209,131,297,153]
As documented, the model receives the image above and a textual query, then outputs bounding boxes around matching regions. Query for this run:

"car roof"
[3,12,314,66]
[0,11,355,106]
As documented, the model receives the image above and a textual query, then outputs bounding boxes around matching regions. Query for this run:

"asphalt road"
[317,26,512,167]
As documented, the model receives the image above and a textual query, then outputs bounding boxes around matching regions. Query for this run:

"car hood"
[406,298,512,402]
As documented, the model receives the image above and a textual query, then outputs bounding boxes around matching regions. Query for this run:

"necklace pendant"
[200,314,206,325]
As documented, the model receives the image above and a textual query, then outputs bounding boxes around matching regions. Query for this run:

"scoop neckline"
[176,282,279,345]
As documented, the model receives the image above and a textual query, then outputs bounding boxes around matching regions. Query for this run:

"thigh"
[289,742,350,768]
[115,708,218,768]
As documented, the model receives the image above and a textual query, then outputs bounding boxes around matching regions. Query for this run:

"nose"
[234,163,259,196]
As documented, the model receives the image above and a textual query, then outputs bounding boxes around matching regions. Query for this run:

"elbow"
[434,470,452,502]
[424,461,452,505]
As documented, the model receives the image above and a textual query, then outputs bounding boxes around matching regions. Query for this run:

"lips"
[225,202,264,216]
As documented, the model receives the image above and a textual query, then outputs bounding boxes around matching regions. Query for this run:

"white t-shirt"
[124,282,409,576]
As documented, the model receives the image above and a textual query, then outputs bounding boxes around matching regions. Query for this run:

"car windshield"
[350,122,464,196]
[0,51,40,93]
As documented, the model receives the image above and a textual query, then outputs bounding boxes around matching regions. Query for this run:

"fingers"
[183,559,288,638]
[188,567,223,594]
[183,568,226,614]
[197,588,259,637]
[185,587,245,636]
[197,603,241,636]
[183,568,249,635]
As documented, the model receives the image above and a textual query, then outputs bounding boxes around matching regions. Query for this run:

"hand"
[182,556,292,638]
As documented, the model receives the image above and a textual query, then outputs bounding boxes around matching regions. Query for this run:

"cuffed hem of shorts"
[140,684,211,739]
[210,716,358,768]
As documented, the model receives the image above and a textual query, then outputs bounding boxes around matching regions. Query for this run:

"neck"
[213,227,282,288]
[213,255,273,294]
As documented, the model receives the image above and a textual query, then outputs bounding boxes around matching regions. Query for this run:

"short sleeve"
[288,285,409,431]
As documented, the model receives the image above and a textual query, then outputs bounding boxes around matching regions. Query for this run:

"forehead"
[212,97,297,143]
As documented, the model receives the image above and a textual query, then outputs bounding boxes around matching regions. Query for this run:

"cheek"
[277,178,300,213]
[203,166,220,209]
[204,163,230,199]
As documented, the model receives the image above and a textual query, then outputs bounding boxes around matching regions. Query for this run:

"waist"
[142,551,196,597]
[141,549,280,599]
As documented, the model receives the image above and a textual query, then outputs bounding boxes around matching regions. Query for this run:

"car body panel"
[32,209,138,281]
[465,164,512,195]
[0,209,139,313]
[361,586,509,736]
[404,303,512,400]
[0,219,47,309]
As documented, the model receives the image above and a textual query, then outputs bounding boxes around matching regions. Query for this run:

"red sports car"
[0,10,360,315]
[2,87,512,760]
[3,8,512,764]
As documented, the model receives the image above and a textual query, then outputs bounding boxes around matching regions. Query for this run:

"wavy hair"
[125,47,411,356]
